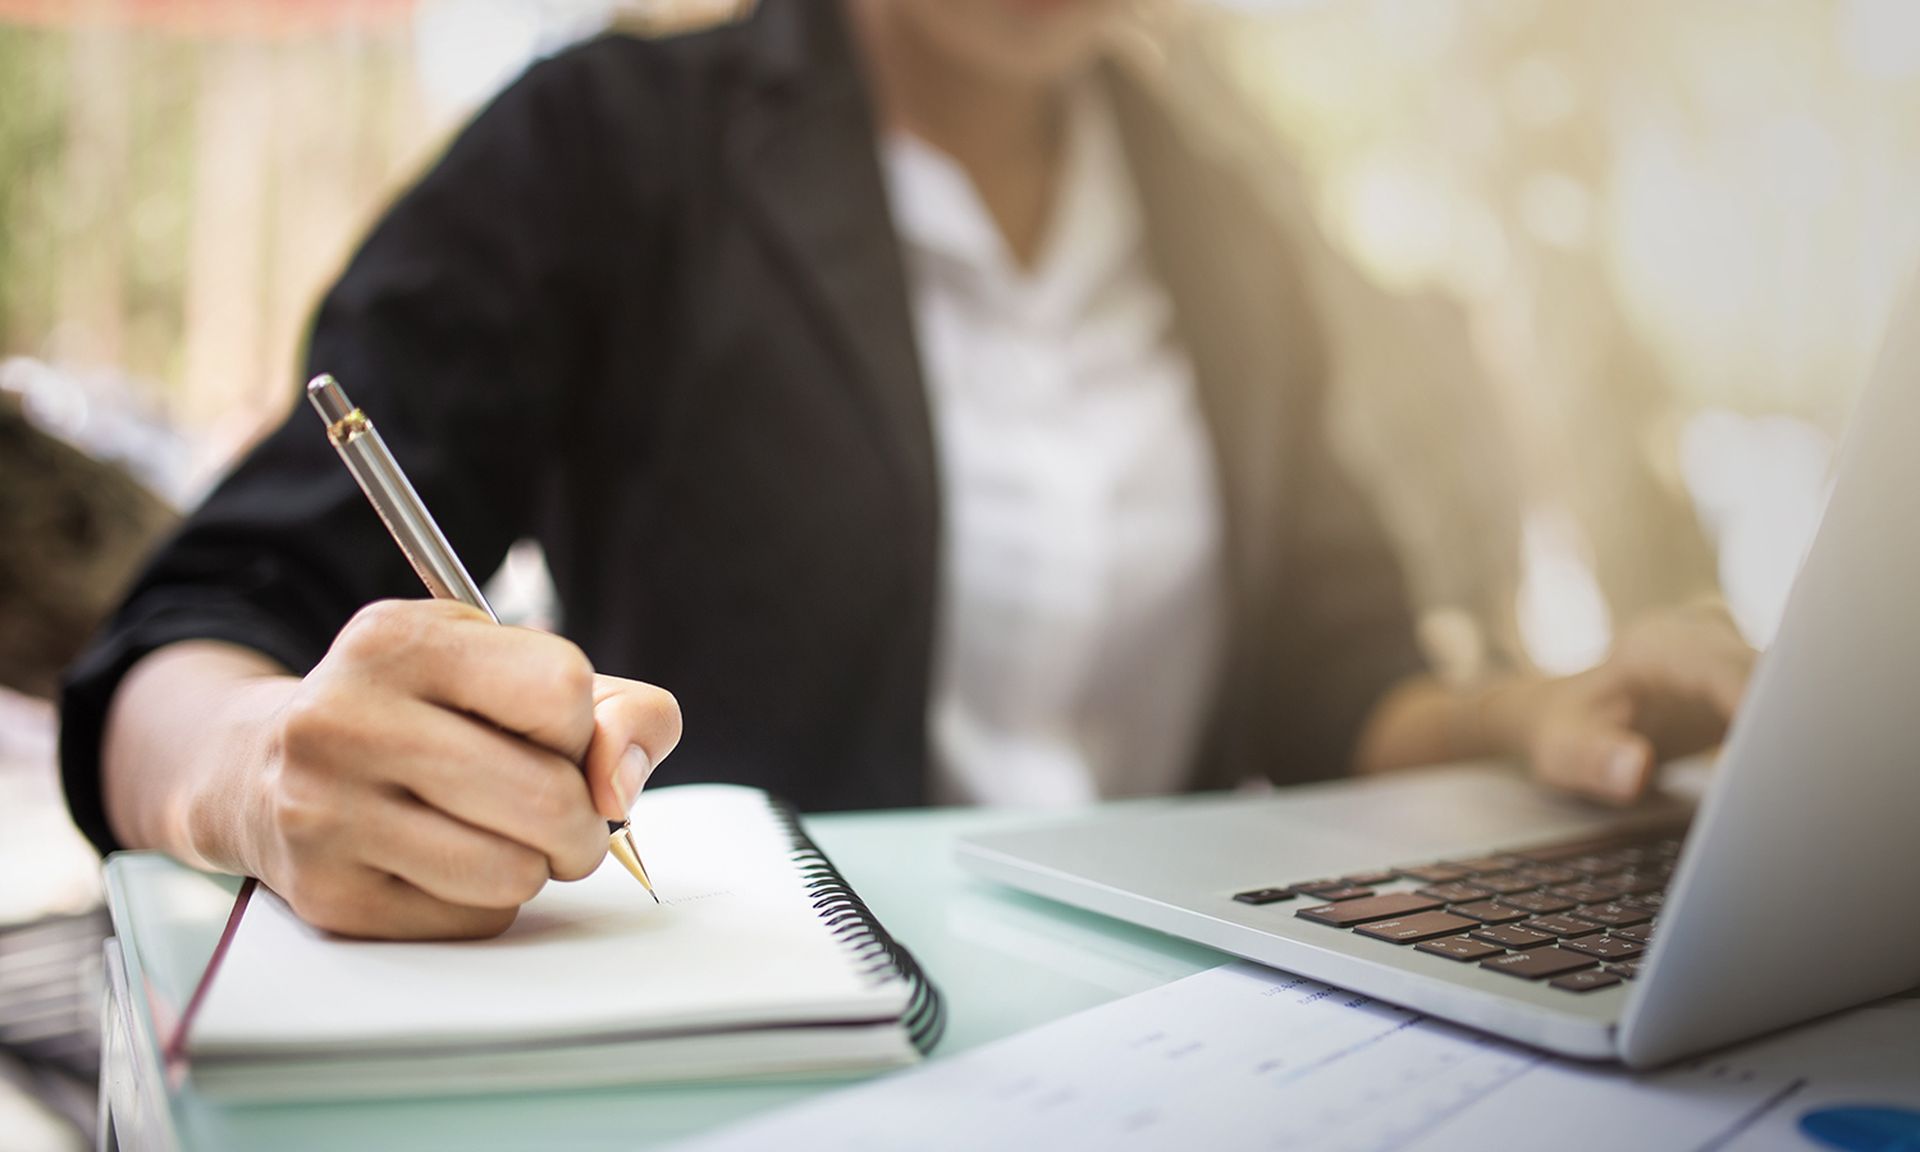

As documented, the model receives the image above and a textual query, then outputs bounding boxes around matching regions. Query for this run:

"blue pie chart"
[1799,1106,1920,1152]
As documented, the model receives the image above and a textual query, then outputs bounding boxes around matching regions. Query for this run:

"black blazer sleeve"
[1265,423,1429,783]
[58,54,638,855]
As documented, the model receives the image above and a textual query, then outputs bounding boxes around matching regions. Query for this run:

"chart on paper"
[672,961,1920,1152]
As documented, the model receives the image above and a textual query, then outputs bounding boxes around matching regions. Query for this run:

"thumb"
[1592,732,1657,805]
[1534,688,1657,805]
[583,674,683,822]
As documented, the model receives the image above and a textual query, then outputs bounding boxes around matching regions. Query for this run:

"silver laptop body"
[957,298,1920,1068]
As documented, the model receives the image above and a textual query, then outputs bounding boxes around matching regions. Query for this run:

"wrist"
[180,674,298,878]
[1472,677,1553,761]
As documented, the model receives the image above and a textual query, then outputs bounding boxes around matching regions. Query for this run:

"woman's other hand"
[1358,603,1757,804]
[1519,605,1756,804]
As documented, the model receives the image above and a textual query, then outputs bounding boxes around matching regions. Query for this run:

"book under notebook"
[181,784,942,1101]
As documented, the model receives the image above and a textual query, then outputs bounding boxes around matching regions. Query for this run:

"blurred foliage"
[119,35,197,397]
[0,24,67,353]
[0,23,204,389]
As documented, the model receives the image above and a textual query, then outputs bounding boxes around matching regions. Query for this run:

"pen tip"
[608,824,659,901]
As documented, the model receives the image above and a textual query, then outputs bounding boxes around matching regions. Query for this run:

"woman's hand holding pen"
[104,599,682,941]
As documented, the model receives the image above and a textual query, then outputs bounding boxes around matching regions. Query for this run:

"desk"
[100,803,1227,1151]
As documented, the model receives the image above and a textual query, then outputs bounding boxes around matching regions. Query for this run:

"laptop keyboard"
[1233,824,1684,994]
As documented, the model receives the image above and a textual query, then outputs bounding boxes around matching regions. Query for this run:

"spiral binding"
[767,798,947,1055]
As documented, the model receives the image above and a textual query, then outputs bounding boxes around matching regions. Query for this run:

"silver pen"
[306,373,659,902]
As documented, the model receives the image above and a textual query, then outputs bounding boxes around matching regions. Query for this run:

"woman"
[62,0,1754,940]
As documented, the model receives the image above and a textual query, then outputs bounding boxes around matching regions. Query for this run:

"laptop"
[956,298,1920,1070]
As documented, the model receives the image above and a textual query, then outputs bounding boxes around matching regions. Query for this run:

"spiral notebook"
[181,784,943,1100]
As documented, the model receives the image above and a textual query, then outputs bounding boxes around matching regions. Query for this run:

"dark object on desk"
[59,0,1427,856]
[0,392,173,700]
[0,908,109,1146]
[0,908,106,1079]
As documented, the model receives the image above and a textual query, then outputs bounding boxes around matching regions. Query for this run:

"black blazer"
[60,0,1426,855]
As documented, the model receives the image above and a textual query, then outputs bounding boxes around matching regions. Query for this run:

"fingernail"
[1608,746,1643,797]
[617,745,651,813]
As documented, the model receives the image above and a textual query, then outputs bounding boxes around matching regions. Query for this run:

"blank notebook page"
[189,785,910,1057]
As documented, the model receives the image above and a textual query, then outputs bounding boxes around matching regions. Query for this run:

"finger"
[583,675,683,821]
[1593,733,1656,804]
[288,865,520,941]
[333,600,598,760]
[1531,683,1657,804]
[354,794,554,909]
[1545,725,1655,806]
[292,688,606,880]
[389,705,608,881]
[1616,611,1756,720]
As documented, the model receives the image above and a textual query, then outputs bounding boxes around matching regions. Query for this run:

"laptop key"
[1611,872,1669,896]
[1584,876,1641,900]
[1468,871,1540,895]
[1440,855,1525,874]
[1416,935,1506,962]
[1482,948,1598,980]
[1611,923,1654,944]
[1570,902,1652,928]
[1559,934,1646,961]
[1510,864,1581,887]
[1397,863,1477,884]
[1297,892,1444,927]
[1551,969,1623,993]
[1451,900,1531,925]
[1522,915,1604,938]
[1562,853,1632,877]
[1514,837,1617,863]
[1604,962,1642,980]
[1301,885,1376,902]
[1470,924,1557,949]
[1546,882,1618,905]
[1354,911,1481,944]
[1233,888,1295,905]
[1416,881,1493,903]
[1496,891,1577,915]
[1342,869,1401,887]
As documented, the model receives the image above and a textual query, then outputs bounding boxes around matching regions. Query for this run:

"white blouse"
[880,84,1227,807]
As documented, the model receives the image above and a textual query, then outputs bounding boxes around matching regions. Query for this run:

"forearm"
[1353,674,1550,775]
[100,641,298,875]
